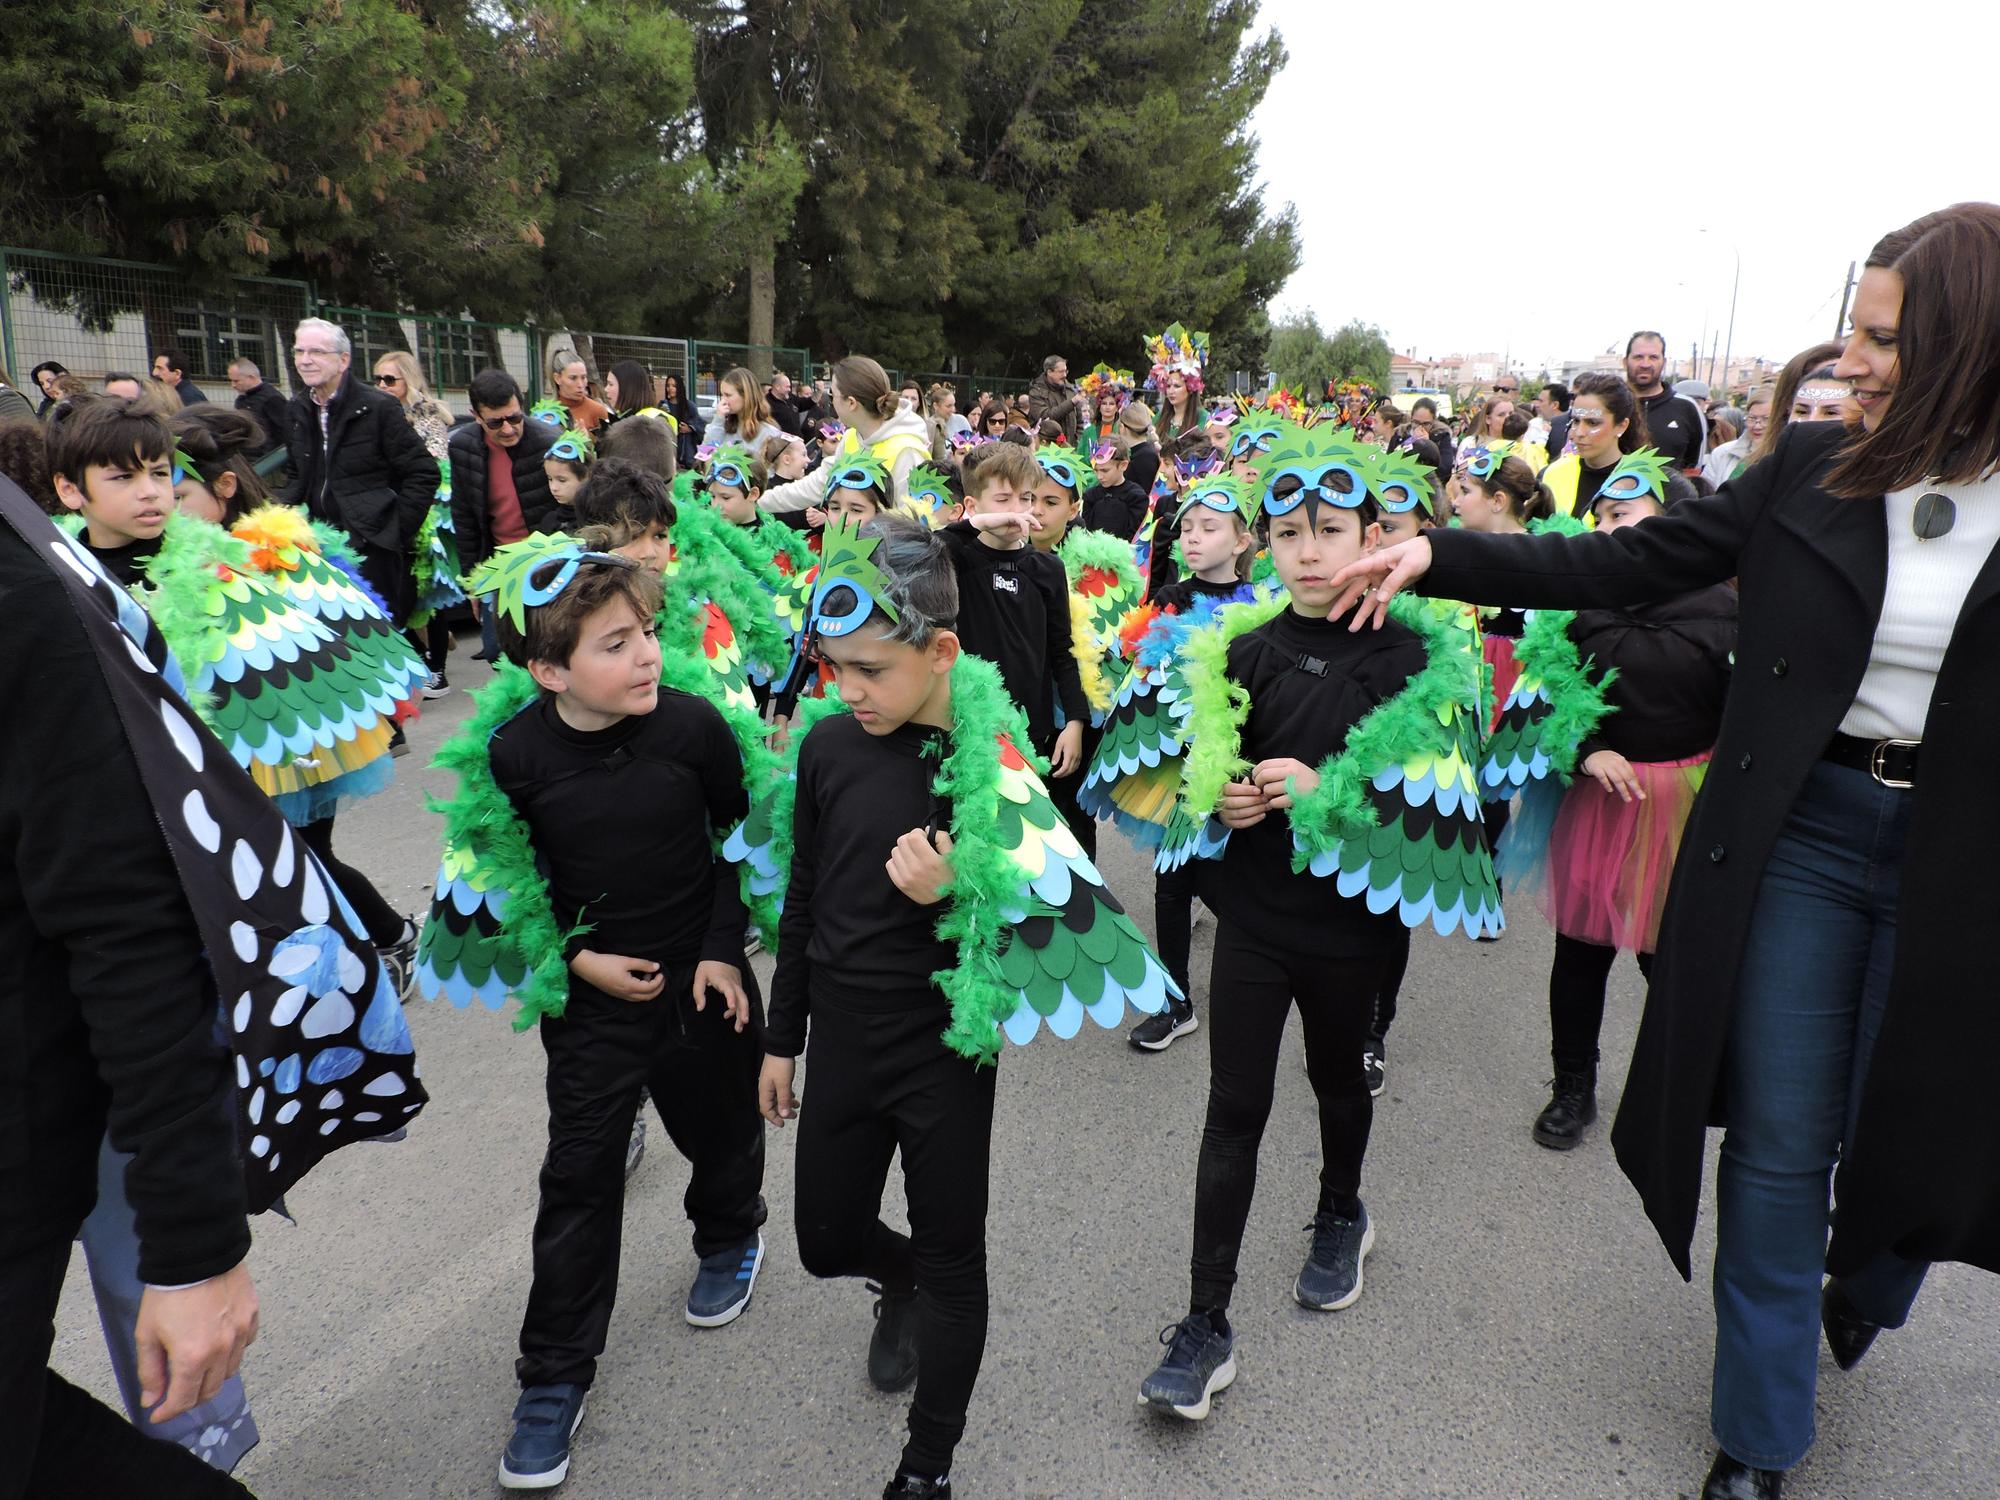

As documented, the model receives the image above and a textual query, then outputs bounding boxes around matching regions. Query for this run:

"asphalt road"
[51,653,2000,1498]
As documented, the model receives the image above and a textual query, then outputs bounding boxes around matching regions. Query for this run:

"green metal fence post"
[0,248,14,381]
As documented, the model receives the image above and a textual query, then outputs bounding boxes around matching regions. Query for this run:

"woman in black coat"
[1330,202,2000,1500]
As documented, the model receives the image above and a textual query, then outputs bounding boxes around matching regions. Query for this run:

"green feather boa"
[670,503,792,671]
[1514,513,1617,779]
[763,653,1043,1065]
[1178,592,1485,871]
[426,663,585,1029]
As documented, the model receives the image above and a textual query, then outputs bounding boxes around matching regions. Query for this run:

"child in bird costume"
[743,514,1177,1498]
[1478,450,1737,1152]
[1133,418,1500,1427]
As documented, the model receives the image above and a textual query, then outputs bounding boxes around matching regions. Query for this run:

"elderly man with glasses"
[276,317,440,627]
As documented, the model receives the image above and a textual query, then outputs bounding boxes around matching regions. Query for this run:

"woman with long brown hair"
[702,365,783,451]
[1329,202,2000,1500]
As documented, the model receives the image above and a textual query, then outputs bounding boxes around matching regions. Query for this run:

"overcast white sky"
[1249,0,1997,373]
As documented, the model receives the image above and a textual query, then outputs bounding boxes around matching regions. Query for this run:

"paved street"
[51,656,2000,1498]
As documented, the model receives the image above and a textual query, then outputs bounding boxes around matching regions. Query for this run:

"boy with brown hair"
[936,442,1088,779]
[463,541,766,1490]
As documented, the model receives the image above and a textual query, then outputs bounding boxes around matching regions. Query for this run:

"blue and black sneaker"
[498,1382,586,1490]
[686,1231,763,1327]
[1138,1312,1236,1420]
[1293,1202,1375,1311]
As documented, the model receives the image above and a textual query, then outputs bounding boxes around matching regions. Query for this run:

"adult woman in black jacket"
[1330,202,2000,1500]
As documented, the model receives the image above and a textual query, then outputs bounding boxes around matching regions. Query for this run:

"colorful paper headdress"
[1204,405,1238,427]
[1261,424,1376,518]
[818,420,847,440]
[808,516,899,640]
[1079,363,1135,408]
[826,451,891,499]
[528,397,569,427]
[169,442,202,485]
[1175,471,1264,531]
[707,443,757,491]
[547,428,595,465]
[1368,444,1437,516]
[1033,444,1091,496]
[1142,322,1210,393]
[1228,411,1287,470]
[465,532,640,634]
[1590,447,1673,510]
[906,463,958,525]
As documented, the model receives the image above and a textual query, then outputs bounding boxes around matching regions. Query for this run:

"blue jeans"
[1712,760,1930,1468]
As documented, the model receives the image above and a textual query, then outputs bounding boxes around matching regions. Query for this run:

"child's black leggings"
[1548,932,1653,1076]
[1368,923,1411,1042]
[299,814,405,945]
[1152,859,1200,999]
[1189,923,1384,1313]
[793,995,997,1478]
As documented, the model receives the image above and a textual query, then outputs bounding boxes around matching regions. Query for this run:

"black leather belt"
[1823,732,1920,788]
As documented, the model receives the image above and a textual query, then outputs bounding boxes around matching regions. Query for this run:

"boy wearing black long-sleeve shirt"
[757,520,997,1500]
[1140,475,1425,1426]
[937,443,1087,779]
[485,555,767,1491]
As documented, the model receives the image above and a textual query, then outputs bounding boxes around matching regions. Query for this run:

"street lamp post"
[1700,228,1741,393]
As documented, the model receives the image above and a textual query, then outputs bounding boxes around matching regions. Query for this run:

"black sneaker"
[1137,1312,1235,1420]
[1129,995,1198,1052]
[378,919,418,1002]
[1532,1070,1598,1150]
[1362,1035,1387,1098]
[1294,1202,1374,1311]
[421,671,452,699]
[882,1472,952,1500]
[867,1283,919,1393]
[389,722,410,757]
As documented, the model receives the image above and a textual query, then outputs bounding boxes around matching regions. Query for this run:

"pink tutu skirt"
[1511,752,1710,954]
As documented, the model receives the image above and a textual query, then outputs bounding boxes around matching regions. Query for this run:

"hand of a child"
[1049,721,1085,778]
[1252,757,1319,812]
[805,505,829,528]
[966,510,1029,539]
[1584,748,1647,804]
[768,715,791,754]
[569,949,664,1003]
[692,960,752,1031]
[758,1055,798,1127]
[886,827,955,906]
[1217,779,1268,829]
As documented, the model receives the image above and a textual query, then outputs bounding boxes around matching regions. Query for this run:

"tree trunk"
[747,230,776,382]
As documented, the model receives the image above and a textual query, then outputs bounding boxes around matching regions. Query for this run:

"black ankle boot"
[1701,1449,1783,1498]
[1821,1278,1883,1371]
[1531,1069,1597,1150]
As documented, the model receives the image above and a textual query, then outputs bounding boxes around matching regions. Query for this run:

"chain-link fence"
[1,246,311,391]
[318,307,540,409]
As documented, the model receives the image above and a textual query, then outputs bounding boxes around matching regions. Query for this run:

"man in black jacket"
[1027,354,1085,445]
[1624,331,1706,473]
[227,357,291,457]
[276,317,440,626]
[448,369,559,662]
[0,506,257,1499]
[766,369,807,438]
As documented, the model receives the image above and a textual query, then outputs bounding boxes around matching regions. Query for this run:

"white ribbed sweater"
[1840,471,2000,741]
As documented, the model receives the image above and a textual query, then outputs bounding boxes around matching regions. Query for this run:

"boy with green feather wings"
[742,515,1178,1499]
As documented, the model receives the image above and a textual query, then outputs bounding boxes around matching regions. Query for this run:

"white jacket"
[759,407,933,514]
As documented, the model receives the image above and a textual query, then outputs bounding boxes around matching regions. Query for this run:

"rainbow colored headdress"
[707,443,757,490]
[1368,444,1436,516]
[808,516,899,641]
[1590,447,1673,511]
[1142,322,1209,394]
[1033,444,1091,496]
[1175,471,1264,532]
[1079,363,1135,409]
[465,532,639,634]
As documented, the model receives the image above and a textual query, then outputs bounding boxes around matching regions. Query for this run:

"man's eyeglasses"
[294,347,340,359]
[481,412,527,431]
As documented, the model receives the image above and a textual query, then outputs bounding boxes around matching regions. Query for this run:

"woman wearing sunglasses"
[1329,203,2000,1500]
